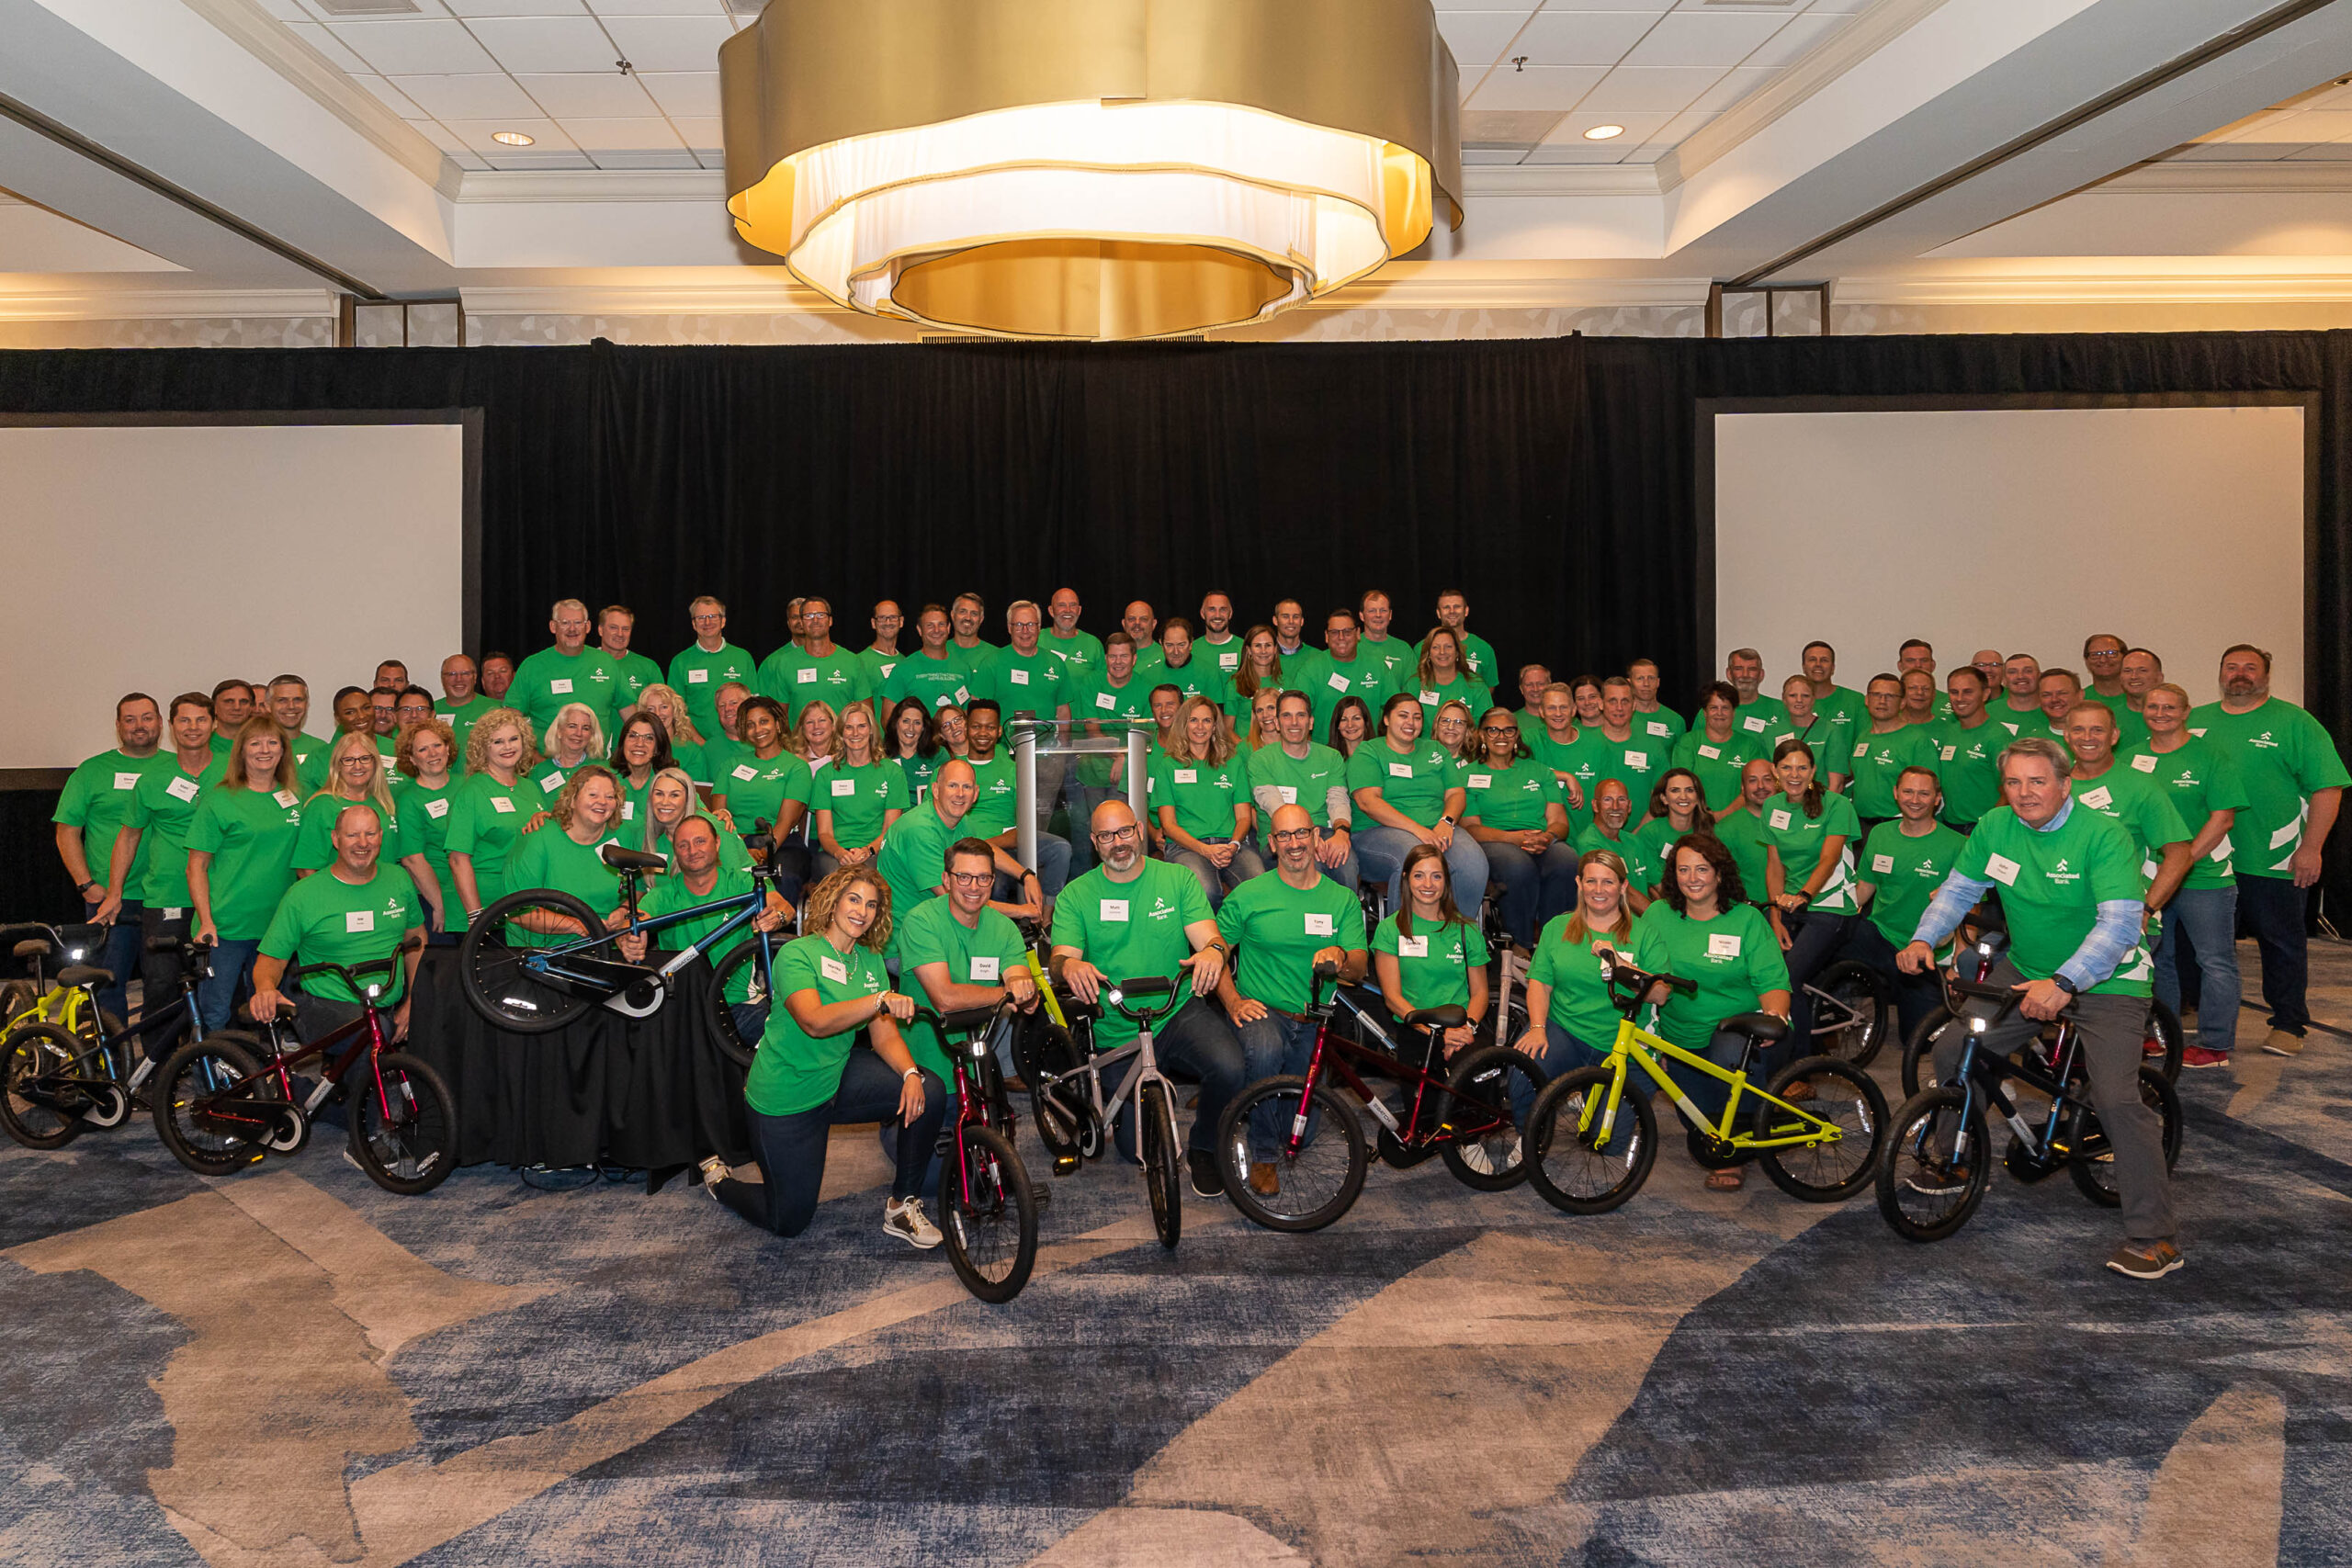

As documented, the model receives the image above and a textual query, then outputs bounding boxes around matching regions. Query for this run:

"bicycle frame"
[1288,986,1518,1156]
[943,1005,1024,1192]
[1932,998,2096,1168]
[188,959,407,1136]
[499,868,781,1013]
[1574,1015,1850,1156]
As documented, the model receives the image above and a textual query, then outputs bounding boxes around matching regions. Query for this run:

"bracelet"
[901,1066,920,1081]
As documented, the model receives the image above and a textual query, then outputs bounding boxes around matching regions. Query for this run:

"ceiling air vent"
[307,0,423,16]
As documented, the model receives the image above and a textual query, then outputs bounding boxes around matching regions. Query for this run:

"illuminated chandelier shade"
[719,0,1462,342]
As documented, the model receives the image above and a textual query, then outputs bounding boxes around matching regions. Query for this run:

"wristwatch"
[2051,974,2081,996]
[1438,814,1457,827]
[75,880,98,897]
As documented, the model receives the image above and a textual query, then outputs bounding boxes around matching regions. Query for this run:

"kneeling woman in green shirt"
[699,867,948,1247]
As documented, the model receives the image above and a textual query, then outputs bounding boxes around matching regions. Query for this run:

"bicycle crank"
[599,975,673,1020]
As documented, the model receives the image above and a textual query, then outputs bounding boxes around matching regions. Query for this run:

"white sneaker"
[696,1155,730,1197]
[883,1197,943,1249]
[1457,1131,1521,1176]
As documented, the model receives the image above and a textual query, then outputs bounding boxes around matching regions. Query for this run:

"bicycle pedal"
[1051,1155,1080,1177]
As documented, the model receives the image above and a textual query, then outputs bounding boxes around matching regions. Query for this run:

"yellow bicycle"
[0,924,119,1051]
[1524,956,1888,1212]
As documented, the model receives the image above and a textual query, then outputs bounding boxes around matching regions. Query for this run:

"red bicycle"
[910,998,1039,1303]
[1211,962,1544,1231]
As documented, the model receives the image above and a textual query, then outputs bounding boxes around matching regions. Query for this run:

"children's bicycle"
[1211,963,1544,1231]
[1523,956,1888,1213]
[1898,916,2184,1093]
[914,998,1040,1303]
[153,949,458,1195]
[1026,976,1186,1248]
[0,931,219,1149]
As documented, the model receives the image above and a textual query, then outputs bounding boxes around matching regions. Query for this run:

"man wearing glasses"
[668,595,756,742]
[859,601,907,691]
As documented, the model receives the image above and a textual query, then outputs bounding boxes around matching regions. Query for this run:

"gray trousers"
[1932,958,2174,1244]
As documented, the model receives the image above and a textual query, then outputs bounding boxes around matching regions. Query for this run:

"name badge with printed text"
[1305,912,1335,936]
[1278,785,1297,803]
[620,802,635,819]
[1743,716,1768,732]
[971,955,1001,981]
[1102,899,1130,922]
[2080,785,2113,810]
[1174,769,1198,784]
[113,772,141,790]
[732,763,757,781]
[1468,773,1492,789]
[1769,808,1792,831]
[550,679,572,694]
[2132,753,2157,772]
[166,775,200,803]
[541,772,563,791]
[346,910,376,932]
[1646,721,1670,738]
[425,798,449,818]
[1871,853,1895,874]
[1624,750,1647,768]
[1698,744,1720,760]
[274,790,299,807]
[1984,852,2021,886]
[1095,693,1115,709]
[1011,669,1030,686]
[492,796,516,814]
[1329,673,1350,692]
[831,778,856,796]
[820,956,848,983]
[686,669,709,683]
[1419,690,1440,705]
[1396,935,1429,958]
[1707,931,1742,959]
[1388,762,1411,779]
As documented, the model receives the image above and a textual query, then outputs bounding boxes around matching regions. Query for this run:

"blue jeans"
[1168,839,1266,910]
[2155,885,2240,1055]
[1354,825,1488,917]
[1780,907,1851,1065]
[84,897,141,1023]
[1096,996,1246,1160]
[715,1051,947,1237]
[1237,1010,1317,1159]
[2234,873,2310,1037]
[990,832,1073,901]
[1666,1025,1763,1131]
[196,938,262,1032]
[1480,840,1579,950]
[1514,1018,1608,1122]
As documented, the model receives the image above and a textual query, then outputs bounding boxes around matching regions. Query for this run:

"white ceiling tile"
[390,72,540,118]
[586,0,728,12]
[1739,11,1849,68]
[670,115,724,151]
[1802,0,1877,12]
[1689,65,1775,111]
[589,148,702,168]
[351,74,426,117]
[447,115,578,152]
[327,18,495,74]
[1650,107,1720,143]
[1436,11,1536,73]
[486,148,596,168]
[466,15,620,72]
[406,118,471,152]
[1522,140,1634,163]
[299,0,450,17]
[1512,11,1661,65]
[254,0,309,19]
[1579,65,1723,111]
[637,70,719,118]
[446,0,588,12]
[1537,108,1671,144]
[1464,64,1608,110]
[600,15,735,73]
[1621,11,1785,67]
[514,70,659,116]
[447,148,492,169]
[1462,145,1532,163]
[283,20,372,73]
[558,115,684,150]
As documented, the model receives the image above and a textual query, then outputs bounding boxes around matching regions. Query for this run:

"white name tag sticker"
[273,789,299,807]
[619,801,635,820]
[2080,784,2113,810]
[954,687,970,704]
[425,798,450,819]
[1305,912,1335,936]
[831,778,856,796]
[1939,745,1957,761]
[1388,762,1412,779]
[1698,744,1720,760]
[970,954,1001,982]
[1174,769,1198,784]
[820,955,848,983]
[1396,935,1429,958]
[113,771,141,790]
[163,774,202,804]
[491,796,516,815]
[1419,690,1440,705]
[1010,669,1030,686]
[1468,773,1492,789]
[1278,785,1297,804]
[1871,852,1895,874]
[540,771,564,792]
[1624,750,1647,767]
[1095,693,1115,710]
[345,909,375,932]
[1743,716,1768,732]
[1101,898,1129,922]
[1319,673,1348,694]
[786,667,813,685]
[686,669,709,683]
[1219,651,1239,671]
[1646,721,1670,738]
[164,907,184,920]
[1853,742,1870,759]
[1984,852,2021,886]
[1768,808,1792,831]
[548,678,580,697]
[731,763,758,782]
[1706,931,1742,959]
[2132,753,2157,773]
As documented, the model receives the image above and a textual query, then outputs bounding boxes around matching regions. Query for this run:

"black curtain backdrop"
[2,332,2346,919]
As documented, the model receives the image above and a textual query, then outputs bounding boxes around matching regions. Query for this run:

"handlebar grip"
[1311,960,1340,981]
[1117,976,1175,998]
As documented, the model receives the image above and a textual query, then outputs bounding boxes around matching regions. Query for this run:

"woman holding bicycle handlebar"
[1370,844,1487,1066]
[1759,739,1860,1068]
[1514,849,1645,1087]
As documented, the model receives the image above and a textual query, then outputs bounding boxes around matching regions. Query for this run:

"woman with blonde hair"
[639,765,752,874]
[790,699,844,769]
[445,705,543,927]
[1148,692,1262,908]
[292,730,446,926]
[632,682,709,791]
[538,702,605,794]
[185,714,304,1028]
[1244,687,1283,751]
[813,698,907,880]
[1513,848,1647,1087]
[1412,627,1492,733]
[503,764,628,941]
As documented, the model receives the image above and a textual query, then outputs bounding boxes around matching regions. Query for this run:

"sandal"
[1705,1168,1745,1192]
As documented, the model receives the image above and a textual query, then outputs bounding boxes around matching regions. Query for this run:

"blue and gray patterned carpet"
[6,942,2350,1567]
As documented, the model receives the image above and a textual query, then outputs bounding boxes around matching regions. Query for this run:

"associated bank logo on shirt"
[2250,730,2280,750]
[1146,895,1178,922]
[2046,856,2080,886]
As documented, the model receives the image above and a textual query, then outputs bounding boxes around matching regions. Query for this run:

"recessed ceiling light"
[1583,124,1625,141]
[491,130,536,146]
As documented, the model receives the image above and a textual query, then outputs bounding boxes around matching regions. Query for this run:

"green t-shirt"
[1072,673,1156,788]
[897,897,1029,1083]
[891,749,944,804]
[509,646,625,735]
[1842,724,1940,820]
[1249,742,1351,829]
[1587,728,1674,804]
[433,694,496,758]
[257,864,421,1004]
[963,750,1020,838]
[951,639,1001,676]
[856,646,903,694]
[2102,699,2152,753]
[1635,901,1789,1054]
[503,824,622,939]
[1573,822,1661,898]
[1712,807,1773,906]
[1196,633,1246,681]
[1347,738,1461,829]
[442,771,546,911]
[54,749,170,899]
[2189,698,2351,879]
[1926,716,2007,828]
[1634,705,1687,743]
[1354,635,1413,684]
[1631,815,1700,892]
[1414,630,1500,685]
[968,646,1069,717]
[398,776,459,922]
[290,735,336,795]
[2121,738,2250,890]
[1860,819,1967,949]
[1733,696,1794,751]
[2068,767,2190,880]
[1151,655,1230,712]
[759,645,873,724]
[1668,728,1759,813]
[1148,749,1253,841]
[124,755,228,910]
[1411,675,1493,734]
[1757,790,1862,912]
[1956,802,2152,997]
[1300,650,1396,734]
[1461,757,1563,833]
[883,650,974,713]
[716,750,813,835]
[186,783,306,940]
[813,757,910,850]
[1216,870,1363,1015]
[1808,687,1869,755]
[665,641,757,740]
[644,864,763,1001]
[745,934,890,1116]
[1370,911,1488,1012]
[596,650,664,716]
[290,791,412,874]
[1042,629,1106,688]
[876,797,963,926]
[1049,858,1211,1047]
[1527,913,1644,1048]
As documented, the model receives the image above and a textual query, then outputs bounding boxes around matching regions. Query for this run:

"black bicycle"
[1898,919,2184,1094]
[0,931,222,1150]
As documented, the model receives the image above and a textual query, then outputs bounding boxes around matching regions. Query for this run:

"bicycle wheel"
[1525,1066,1657,1214]
[347,1052,458,1195]
[1027,1026,1099,1166]
[1807,960,1891,1067]
[2064,1066,2183,1209]
[0,1022,90,1149]
[2144,1002,2185,1085]
[1754,1055,1887,1202]
[705,940,774,1070]
[1137,1079,1181,1249]
[942,1123,1037,1303]
[1012,1011,1073,1085]
[1900,1004,1963,1097]
[153,1033,271,1176]
[1214,1077,1368,1232]
[1438,1044,1543,1191]
[1875,1086,1992,1242]
[458,890,605,1034]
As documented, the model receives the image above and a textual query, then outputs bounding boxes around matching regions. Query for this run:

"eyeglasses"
[1478,725,1517,737]
[1091,826,1140,844]
[1269,828,1316,844]
[946,871,992,887]
[691,614,724,625]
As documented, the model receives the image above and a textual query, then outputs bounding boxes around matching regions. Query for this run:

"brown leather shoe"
[1249,1161,1281,1197]
[1780,1079,1815,1102]
[2261,1028,2305,1057]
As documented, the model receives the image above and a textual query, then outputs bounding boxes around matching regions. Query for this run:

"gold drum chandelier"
[719,0,1462,341]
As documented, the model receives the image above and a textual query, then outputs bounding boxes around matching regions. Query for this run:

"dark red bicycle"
[1211,961,1544,1231]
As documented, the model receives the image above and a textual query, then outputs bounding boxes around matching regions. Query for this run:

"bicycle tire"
[0,980,34,1032]
[347,1051,458,1195]
[1807,959,1892,1067]
[153,1033,272,1176]
[1525,1066,1657,1214]
[0,1022,91,1149]
[705,940,774,1070]
[1026,1024,1097,1167]
[458,890,605,1034]
[1753,1055,1886,1202]
[1899,1004,1962,1098]
[1012,1010,1074,1086]
[2064,1066,2182,1209]
[1438,1044,1543,1191]
[1875,1086,1992,1242]
[2145,1001,2184,1086]
[942,1122,1038,1303]
[1138,1079,1181,1249]
[1213,1076,1368,1232]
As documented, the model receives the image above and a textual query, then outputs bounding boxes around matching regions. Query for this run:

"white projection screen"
[1707,399,2311,706]
[0,415,476,772]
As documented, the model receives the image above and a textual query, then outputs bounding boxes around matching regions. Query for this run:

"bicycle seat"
[56,965,113,989]
[1723,1011,1788,1044]
[11,939,52,961]
[939,1002,1001,1034]
[1407,1005,1468,1031]
[602,844,670,874]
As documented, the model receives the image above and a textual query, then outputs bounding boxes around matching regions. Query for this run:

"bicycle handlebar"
[1946,975,2075,1020]
[1600,955,1697,998]
[284,938,424,1002]
[1101,974,1179,1021]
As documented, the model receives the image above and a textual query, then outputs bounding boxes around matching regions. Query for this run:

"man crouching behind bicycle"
[1897,737,2180,1281]
[249,803,425,1044]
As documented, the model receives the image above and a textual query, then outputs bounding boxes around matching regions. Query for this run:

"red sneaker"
[2180,1045,2232,1070]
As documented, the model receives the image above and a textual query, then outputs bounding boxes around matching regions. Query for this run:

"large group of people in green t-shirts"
[49,582,2346,1279]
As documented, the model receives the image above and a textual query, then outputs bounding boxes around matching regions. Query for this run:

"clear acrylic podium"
[1008,717,1148,871]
